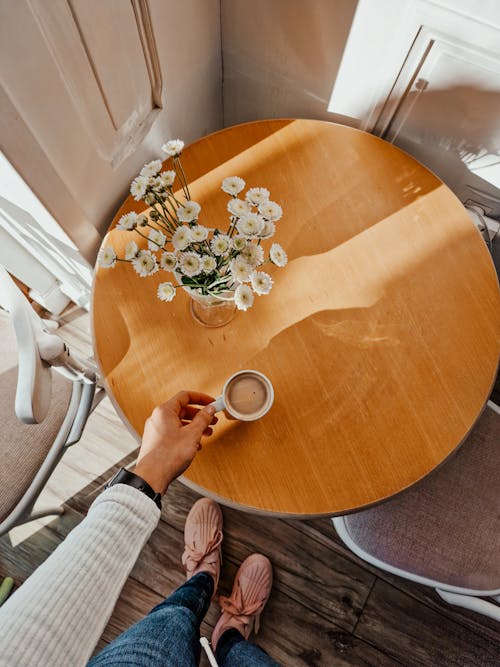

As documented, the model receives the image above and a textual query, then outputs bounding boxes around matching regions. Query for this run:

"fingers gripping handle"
[209,395,225,413]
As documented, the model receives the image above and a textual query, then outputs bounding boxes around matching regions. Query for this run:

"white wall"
[221,0,358,127]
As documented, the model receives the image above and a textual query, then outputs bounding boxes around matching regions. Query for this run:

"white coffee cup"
[209,370,274,421]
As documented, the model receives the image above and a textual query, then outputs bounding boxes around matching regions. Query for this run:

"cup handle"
[209,395,224,413]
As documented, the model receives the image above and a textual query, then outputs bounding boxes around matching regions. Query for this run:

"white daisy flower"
[98,246,116,268]
[148,228,167,250]
[258,201,283,222]
[221,176,245,195]
[172,226,192,251]
[240,243,264,267]
[234,284,254,311]
[231,235,247,251]
[157,282,176,302]
[130,175,149,201]
[236,214,264,238]
[132,250,158,277]
[230,257,253,283]
[150,176,165,193]
[160,251,177,271]
[179,251,203,277]
[270,243,288,267]
[140,159,162,178]
[144,193,156,205]
[201,255,217,273]
[227,198,251,217]
[190,225,209,242]
[117,212,138,231]
[246,187,270,205]
[159,170,176,188]
[258,220,276,239]
[211,234,231,256]
[250,270,273,295]
[125,241,139,260]
[161,139,184,157]
[176,200,201,223]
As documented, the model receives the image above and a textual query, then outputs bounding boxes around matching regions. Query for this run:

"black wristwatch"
[106,468,162,510]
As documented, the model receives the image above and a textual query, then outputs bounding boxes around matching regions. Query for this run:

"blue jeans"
[88,572,279,666]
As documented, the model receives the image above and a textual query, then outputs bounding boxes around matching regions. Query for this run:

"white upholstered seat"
[333,402,500,620]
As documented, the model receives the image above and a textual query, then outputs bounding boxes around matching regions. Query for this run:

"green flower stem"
[172,157,189,200]
[134,228,154,244]
[154,206,174,230]
[180,162,191,199]
[207,274,232,289]
[152,217,171,233]
[166,188,184,208]
[206,289,235,301]
[160,200,177,228]
[162,195,181,226]
[174,156,191,200]
[157,216,176,235]
[228,216,238,237]
[153,198,177,230]
[151,190,175,222]
[146,218,172,238]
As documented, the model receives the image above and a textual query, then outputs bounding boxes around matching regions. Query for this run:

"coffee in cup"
[210,370,274,421]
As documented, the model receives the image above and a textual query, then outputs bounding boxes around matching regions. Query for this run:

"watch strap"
[106,467,162,510]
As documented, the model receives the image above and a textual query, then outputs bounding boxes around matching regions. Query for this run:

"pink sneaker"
[212,553,273,649]
[182,498,223,594]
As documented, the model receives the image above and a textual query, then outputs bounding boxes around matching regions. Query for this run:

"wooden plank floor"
[1,307,499,666]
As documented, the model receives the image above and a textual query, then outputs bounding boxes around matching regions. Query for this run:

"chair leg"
[27,506,65,522]
[90,387,106,413]
[437,589,500,621]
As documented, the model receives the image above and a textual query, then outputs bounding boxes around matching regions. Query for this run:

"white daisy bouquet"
[98,139,287,311]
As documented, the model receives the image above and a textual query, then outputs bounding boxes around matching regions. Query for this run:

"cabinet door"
[329,0,500,217]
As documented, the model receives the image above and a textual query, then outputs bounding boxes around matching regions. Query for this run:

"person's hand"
[133,390,217,495]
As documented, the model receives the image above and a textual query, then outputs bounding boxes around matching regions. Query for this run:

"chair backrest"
[0,265,53,423]
[0,266,96,426]
[0,266,99,534]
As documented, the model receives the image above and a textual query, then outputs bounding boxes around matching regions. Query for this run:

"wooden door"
[0,0,222,263]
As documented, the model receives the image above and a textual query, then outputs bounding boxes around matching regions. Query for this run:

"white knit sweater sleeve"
[0,484,161,667]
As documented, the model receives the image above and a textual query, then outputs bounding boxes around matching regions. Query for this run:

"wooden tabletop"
[92,119,500,517]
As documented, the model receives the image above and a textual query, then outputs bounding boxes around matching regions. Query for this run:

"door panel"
[376,24,500,217]
[0,0,222,261]
[28,0,162,167]
[329,0,500,217]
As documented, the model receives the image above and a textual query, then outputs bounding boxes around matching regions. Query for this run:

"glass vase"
[189,291,236,328]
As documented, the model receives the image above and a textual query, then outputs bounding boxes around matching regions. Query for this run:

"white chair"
[0,265,104,536]
[332,401,500,621]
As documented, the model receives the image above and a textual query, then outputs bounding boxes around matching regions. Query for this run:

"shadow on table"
[194,203,498,494]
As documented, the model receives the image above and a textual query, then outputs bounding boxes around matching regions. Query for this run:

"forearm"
[0,484,160,667]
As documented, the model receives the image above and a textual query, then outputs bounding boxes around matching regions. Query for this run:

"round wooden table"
[92,119,500,517]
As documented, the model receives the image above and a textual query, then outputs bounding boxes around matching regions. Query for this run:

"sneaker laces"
[182,530,223,575]
[218,582,265,635]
